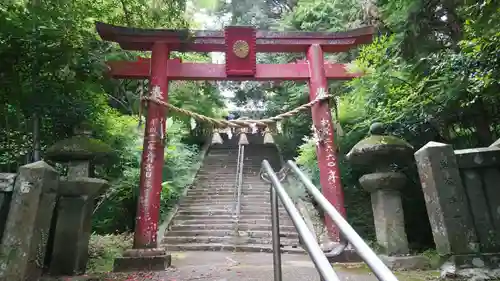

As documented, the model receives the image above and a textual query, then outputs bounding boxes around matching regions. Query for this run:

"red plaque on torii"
[225,26,256,76]
[95,22,374,254]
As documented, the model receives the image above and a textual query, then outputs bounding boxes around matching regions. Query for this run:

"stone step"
[197,167,238,171]
[162,235,298,245]
[177,207,288,215]
[199,165,237,168]
[171,218,292,225]
[190,183,235,186]
[200,160,238,163]
[186,189,236,193]
[188,187,268,191]
[187,187,237,191]
[199,163,237,166]
[197,169,238,172]
[200,159,237,162]
[181,195,270,201]
[176,210,288,217]
[176,210,233,216]
[178,203,235,209]
[194,180,237,183]
[202,157,238,160]
[174,219,240,224]
[177,209,289,217]
[205,154,237,157]
[196,181,268,186]
[164,229,298,239]
[196,174,238,178]
[170,223,297,232]
[178,203,286,210]
[239,216,293,222]
[181,195,236,200]
[196,175,265,179]
[181,197,273,202]
[173,214,292,222]
[179,201,276,207]
[185,191,270,196]
[178,202,271,209]
[244,205,288,211]
[196,174,238,177]
[239,212,290,218]
[161,243,304,254]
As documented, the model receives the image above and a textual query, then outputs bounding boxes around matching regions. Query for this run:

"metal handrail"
[236,145,245,218]
[262,160,341,281]
[232,144,242,217]
[261,160,399,281]
[232,144,245,227]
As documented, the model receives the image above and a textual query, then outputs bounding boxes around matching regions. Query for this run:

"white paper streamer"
[249,123,258,134]
[190,117,197,130]
[277,121,283,134]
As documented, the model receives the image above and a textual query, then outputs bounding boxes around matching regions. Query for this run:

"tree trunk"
[473,99,492,146]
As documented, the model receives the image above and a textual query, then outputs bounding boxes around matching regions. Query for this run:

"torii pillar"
[96,22,374,270]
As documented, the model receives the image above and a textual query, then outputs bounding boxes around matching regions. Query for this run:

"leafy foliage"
[92,117,200,233]
[88,233,133,273]
[0,0,224,234]
[226,0,499,250]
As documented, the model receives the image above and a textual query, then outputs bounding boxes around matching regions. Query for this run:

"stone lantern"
[45,125,113,178]
[44,124,112,275]
[346,123,429,269]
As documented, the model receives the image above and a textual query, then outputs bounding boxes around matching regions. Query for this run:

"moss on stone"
[394,270,441,280]
[45,136,114,162]
[333,263,441,280]
[333,263,371,274]
[346,135,414,165]
[354,135,412,148]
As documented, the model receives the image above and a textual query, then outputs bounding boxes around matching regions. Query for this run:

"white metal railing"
[232,144,245,231]
[260,160,399,281]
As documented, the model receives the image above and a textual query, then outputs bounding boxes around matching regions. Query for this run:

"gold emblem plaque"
[232,40,250,58]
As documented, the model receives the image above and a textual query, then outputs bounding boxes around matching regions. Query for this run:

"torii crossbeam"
[96,22,374,270]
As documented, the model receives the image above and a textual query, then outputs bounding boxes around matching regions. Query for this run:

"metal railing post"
[235,145,244,219]
[270,184,283,281]
[232,144,242,217]
[262,160,341,281]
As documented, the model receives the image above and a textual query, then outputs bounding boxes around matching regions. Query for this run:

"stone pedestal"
[346,123,430,270]
[0,161,59,281]
[113,248,171,272]
[359,172,409,255]
[49,178,108,276]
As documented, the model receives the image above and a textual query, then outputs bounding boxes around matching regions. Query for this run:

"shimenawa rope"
[140,93,334,129]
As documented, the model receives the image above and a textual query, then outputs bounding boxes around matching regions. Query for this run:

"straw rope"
[141,92,334,129]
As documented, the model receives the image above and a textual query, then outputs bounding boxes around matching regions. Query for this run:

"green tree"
[0,0,225,233]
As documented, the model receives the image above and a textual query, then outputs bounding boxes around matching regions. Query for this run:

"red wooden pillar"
[307,44,346,242]
[134,42,170,249]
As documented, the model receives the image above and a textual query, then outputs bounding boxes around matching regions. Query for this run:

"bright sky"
[187,2,245,110]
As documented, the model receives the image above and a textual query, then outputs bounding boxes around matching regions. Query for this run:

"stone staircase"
[162,133,301,253]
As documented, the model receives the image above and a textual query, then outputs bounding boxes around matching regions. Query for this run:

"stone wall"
[415,142,500,270]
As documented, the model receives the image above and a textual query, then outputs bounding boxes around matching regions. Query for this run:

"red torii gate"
[96,22,373,265]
